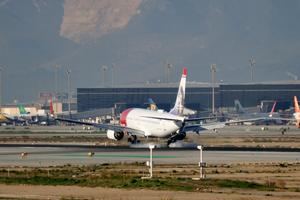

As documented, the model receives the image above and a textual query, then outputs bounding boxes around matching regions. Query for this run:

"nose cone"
[120,108,133,126]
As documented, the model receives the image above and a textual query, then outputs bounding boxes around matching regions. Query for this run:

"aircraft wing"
[224,117,268,124]
[183,122,226,133]
[266,117,295,121]
[184,116,217,122]
[0,113,25,123]
[183,116,282,133]
[55,118,145,136]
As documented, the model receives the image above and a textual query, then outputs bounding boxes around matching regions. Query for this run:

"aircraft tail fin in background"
[49,99,54,115]
[269,101,277,117]
[294,96,300,128]
[18,105,29,115]
[147,98,158,111]
[234,100,245,113]
[294,96,300,113]
[169,67,187,116]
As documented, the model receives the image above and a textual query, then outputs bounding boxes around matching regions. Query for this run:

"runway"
[0,124,299,167]
[0,145,299,167]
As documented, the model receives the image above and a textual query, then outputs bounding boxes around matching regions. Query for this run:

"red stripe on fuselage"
[120,108,133,126]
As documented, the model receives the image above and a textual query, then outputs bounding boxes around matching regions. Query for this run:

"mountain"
[0,0,300,103]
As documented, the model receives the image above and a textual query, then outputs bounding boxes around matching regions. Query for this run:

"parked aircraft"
[0,113,15,124]
[234,100,260,114]
[229,100,281,124]
[0,112,27,125]
[252,96,300,128]
[16,103,55,125]
[18,105,30,116]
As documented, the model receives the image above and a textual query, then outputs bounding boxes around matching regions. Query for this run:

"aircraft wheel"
[128,135,138,144]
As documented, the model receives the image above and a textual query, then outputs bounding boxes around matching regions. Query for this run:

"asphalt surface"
[0,125,299,166]
[0,145,299,167]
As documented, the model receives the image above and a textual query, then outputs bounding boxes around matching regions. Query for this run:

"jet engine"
[107,130,124,140]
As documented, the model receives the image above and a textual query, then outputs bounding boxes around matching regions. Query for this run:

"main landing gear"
[128,135,140,144]
[167,132,186,146]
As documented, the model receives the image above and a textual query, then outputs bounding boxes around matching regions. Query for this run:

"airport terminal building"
[77,81,300,113]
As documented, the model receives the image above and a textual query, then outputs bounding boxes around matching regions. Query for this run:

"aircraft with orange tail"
[262,96,300,128]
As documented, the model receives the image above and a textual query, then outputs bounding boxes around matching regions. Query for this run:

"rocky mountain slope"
[0,0,300,102]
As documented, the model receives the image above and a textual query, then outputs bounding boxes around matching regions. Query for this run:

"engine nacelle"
[107,130,124,140]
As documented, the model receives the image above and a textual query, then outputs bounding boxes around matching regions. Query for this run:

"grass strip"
[0,176,275,192]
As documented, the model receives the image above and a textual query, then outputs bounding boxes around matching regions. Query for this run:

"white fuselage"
[124,108,184,138]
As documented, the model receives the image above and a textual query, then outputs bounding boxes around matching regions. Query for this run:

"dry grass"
[0,162,300,199]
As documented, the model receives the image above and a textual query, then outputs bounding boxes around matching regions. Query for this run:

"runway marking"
[62,153,177,159]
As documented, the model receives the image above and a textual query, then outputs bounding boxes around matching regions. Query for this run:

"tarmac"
[0,145,299,167]
[0,125,299,167]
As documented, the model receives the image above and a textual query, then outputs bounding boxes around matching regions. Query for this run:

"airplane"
[249,96,300,128]
[234,99,260,114]
[57,67,224,145]
[18,105,30,116]
[0,111,28,125]
[229,99,281,125]
[15,103,55,125]
[0,113,15,124]
[32,100,56,125]
[15,105,36,124]
[38,99,56,125]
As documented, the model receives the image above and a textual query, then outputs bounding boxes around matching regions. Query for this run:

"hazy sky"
[0,0,300,103]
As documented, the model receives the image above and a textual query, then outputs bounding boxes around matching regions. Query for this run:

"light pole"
[66,69,71,118]
[210,64,217,115]
[166,63,173,83]
[111,63,115,87]
[149,144,155,178]
[142,144,155,179]
[249,57,255,82]
[102,65,108,87]
[54,65,60,114]
[196,145,206,179]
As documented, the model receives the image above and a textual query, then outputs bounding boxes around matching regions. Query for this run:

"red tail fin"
[182,67,187,77]
[269,101,277,117]
[294,96,300,113]
[50,99,54,115]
